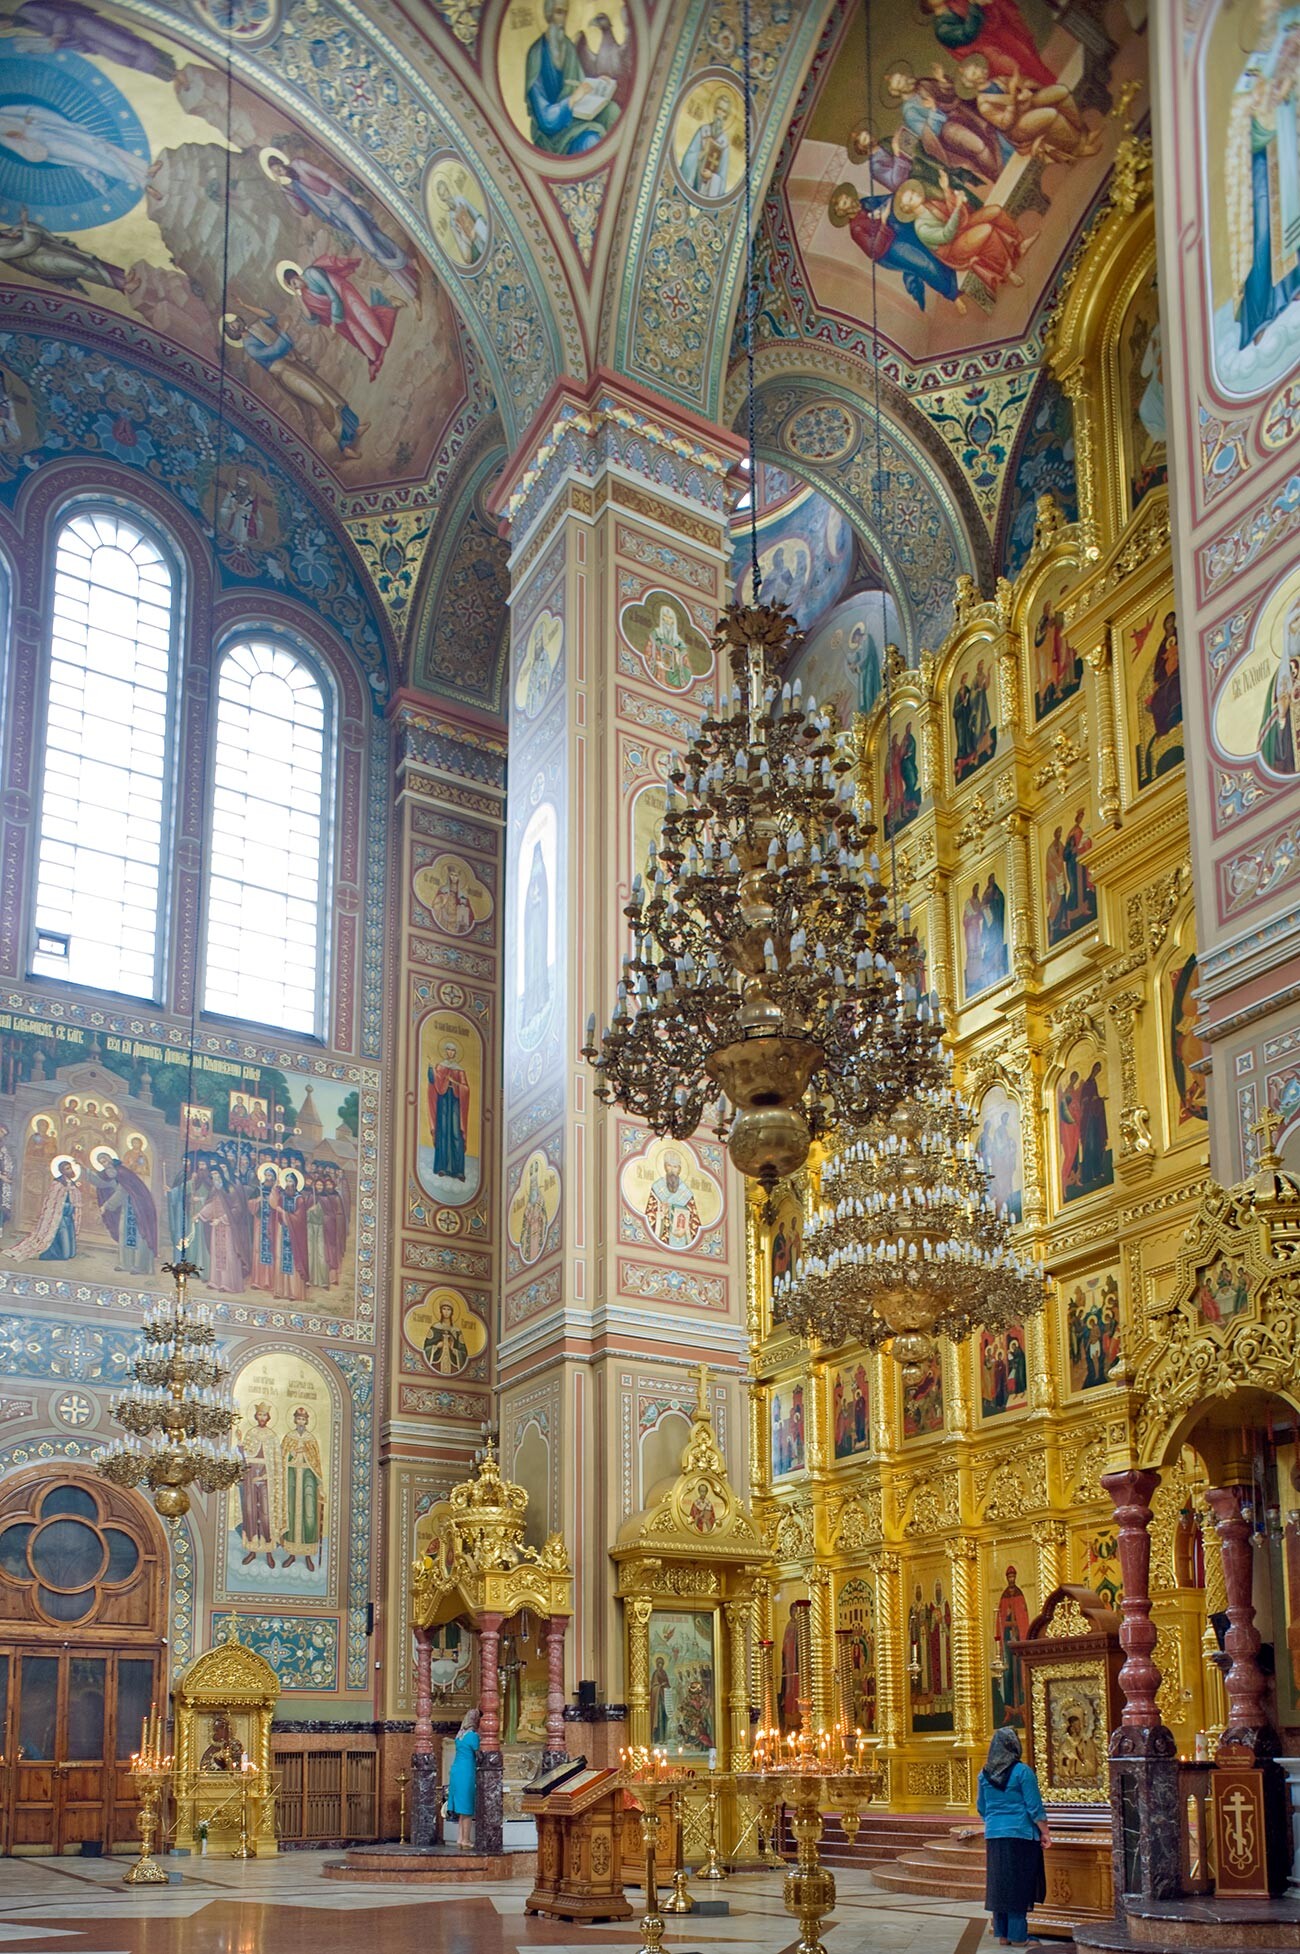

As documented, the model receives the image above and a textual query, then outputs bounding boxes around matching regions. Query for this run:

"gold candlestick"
[397,1770,409,1846]
[700,1765,724,1881]
[661,1784,694,1915]
[124,1708,172,1887]
[231,1762,257,1860]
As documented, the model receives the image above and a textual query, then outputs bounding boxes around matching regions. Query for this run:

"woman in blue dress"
[447,1708,479,1849]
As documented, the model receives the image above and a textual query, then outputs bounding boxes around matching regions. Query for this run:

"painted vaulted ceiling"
[0,0,1148,709]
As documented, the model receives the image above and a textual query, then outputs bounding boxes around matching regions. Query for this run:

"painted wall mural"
[619,589,710,693]
[790,0,1145,365]
[1168,947,1209,1131]
[514,607,564,721]
[225,1348,334,1601]
[648,1610,715,1754]
[733,479,855,632]
[670,73,745,202]
[514,798,558,1054]
[402,1285,488,1377]
[998,370,1077,582]
[0,17,468,490]
[618,1132,723,1256]
[506,1146,560,1267]
[1057,1046,1113,1204]
[1031,579,1084,722]
[952,655,997,783]
[1214,565,1300,780]
[1204,0,1300,399]
[412,853,494,941]
[883,715,923,838]
[416,1008,483,1207]
[0,1015,368,1325]
[497,0,630,156]
[991,1563,1030,1728]
[785,587,900,732]
[424,151,492,273]
[837,1577,876,1732]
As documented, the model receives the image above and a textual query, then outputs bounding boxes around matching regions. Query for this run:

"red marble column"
[1205,1488,1271,1737]
[544,1615,568,1761]
[478,1612,504,1753]
[413,1628,434,1757]
[1101,1466,1164,1725]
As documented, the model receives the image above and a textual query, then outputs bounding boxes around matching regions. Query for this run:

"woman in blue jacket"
[977,1726,1051,1946]
[447,1707,480,1849]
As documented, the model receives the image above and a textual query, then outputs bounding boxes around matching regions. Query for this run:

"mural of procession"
[0,1014,362,1316]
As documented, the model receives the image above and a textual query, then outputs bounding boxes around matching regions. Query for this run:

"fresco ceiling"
[0,0,1142,708]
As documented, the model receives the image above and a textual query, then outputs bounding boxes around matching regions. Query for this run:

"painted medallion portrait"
[670,74,746,201]
[1215,567,1300,780]
[515,608,564,721]
[424,153,491,273]
[619,589,710,693]
[507,1146,561,1267]
[619,1133,722,1255]
[413,853,494,939]
[403,1286,488,1377]
[497,0,632,157]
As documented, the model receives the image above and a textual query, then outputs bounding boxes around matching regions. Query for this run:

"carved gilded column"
[1087,635,1122,827]
[1108,988,1154,1178]
[867,1550,903,1757]
[1032,1519,1067,1596]
[1007,811,1037,982]
[723,1597,751,1768]
[807,1563,833,1732]
[929,870,956,1026]
[625,1597,653,1750]
[1060,370,1100,559]
[1201,1505,1229,1742]
[804,1362,827,1476]
[946,1538,981,1806]
[1026,1311,1056,1413]
[944,1339,971,1438]
[745,1183,765,1343]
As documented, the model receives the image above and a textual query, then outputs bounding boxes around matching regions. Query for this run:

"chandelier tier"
[97,1257,242,1520]
[772,1086,1046,1366]
[584,600,946,1189]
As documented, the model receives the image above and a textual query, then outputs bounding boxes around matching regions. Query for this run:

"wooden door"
[0,1470,165,1855]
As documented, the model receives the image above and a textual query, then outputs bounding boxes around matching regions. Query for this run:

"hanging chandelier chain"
[742,0,760,602]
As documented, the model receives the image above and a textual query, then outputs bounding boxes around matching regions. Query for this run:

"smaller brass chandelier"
[773,1085,1045,1370]
[584,601,945,1191]
[97,1257,242,1520]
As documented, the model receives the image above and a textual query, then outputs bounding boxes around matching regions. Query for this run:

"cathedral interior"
[0,1,1299,1950]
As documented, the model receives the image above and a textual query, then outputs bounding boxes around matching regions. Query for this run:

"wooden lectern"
[523,1759,632,1922]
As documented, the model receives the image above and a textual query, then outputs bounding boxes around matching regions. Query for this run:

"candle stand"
[736,1722,883,1954]
[622,1746,695,1954]
[124,1710,172,1887]
[662,1784,695,1914]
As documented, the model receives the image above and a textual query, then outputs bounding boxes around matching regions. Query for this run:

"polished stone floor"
[0,1852,995,1953]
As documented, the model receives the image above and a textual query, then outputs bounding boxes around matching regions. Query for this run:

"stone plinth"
[321,1844,534,1884]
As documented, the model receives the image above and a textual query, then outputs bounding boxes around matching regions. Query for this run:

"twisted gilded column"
[808,1564,834,1733]
[1032,1519,1067,1596]
[1201,1503,1229,1742]
[1086,637,1122,827]
[1060,369,1100,559]
[1007,811,1037,982]
[723,1597,751,1768]
[866,1550,903,1757]
[947,1538,981,1806]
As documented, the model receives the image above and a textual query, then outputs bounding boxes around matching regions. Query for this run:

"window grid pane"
[32,511,174,998]
[203,637,326,1035]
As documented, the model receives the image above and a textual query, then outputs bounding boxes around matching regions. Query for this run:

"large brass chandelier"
[584,600,945,1189]
[97,1257,242,1519]
[773,1086,1045,1370]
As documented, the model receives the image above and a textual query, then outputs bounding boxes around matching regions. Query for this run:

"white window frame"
[200,625,336,1042]
[27,497,184,1005]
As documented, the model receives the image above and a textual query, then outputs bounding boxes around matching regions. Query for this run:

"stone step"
[1075,1897,1300,1954]
[869,1854,986,1898]
[322,1846,533,1884]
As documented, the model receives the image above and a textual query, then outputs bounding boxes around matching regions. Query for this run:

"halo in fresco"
[619,589,711,692]
[670,73,747,202]
[0,52,151,229]
[507,1147,561,1266]
[1215,566,1300,776]
[424,152,492,274]
[497,1,631,158]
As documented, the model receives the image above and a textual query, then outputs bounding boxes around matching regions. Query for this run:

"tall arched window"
[205,634,329,1035]
[32,509,177,999]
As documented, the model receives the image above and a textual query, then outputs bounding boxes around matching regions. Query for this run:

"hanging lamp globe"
[584,599,945,1191]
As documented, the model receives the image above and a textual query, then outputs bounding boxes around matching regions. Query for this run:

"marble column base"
[410,1753,442,1849]
[476,1748,504,1856]
[539,1749,568,1773]
[1109,1727,1181,1903]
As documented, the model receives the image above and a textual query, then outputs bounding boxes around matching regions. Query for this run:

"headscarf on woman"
[982,1725,1022,1791]
[458,1708,480,1736]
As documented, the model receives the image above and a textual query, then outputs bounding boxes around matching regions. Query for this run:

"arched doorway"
[0,1464,167,1854]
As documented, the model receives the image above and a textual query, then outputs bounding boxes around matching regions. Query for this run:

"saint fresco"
[0,20,465,489]
[498,0,630,157]
[515,801,558,1054]
[619,590,710,693]
[226,1349,332,1601]
[831,1361,871,1460]
[1131,610,1183,789]
[790,0,1144,363]
[1214,568,1300,779]
[416,1010,483,1208]
[619,1134,722,1256]
[961,868,1009,997]
[0,1015,361,1319]
[908,1577,954,1732]
[1057,1051,1113,1203]
[771,1381,806,1478]
[1064,1270,1122,1391]
[671,77,746,200]
[1044,809,1098,946]
[952,660,997,781]
[976,1085,1023,1222]
[507,1147,561,1268]
[992,1564,1030,1727]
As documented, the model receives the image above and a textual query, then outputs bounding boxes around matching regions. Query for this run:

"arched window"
[205,633,329,1035]
[32,509,176,999]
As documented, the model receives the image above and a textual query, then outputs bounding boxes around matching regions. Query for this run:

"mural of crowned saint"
[0,1,1295,1949]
